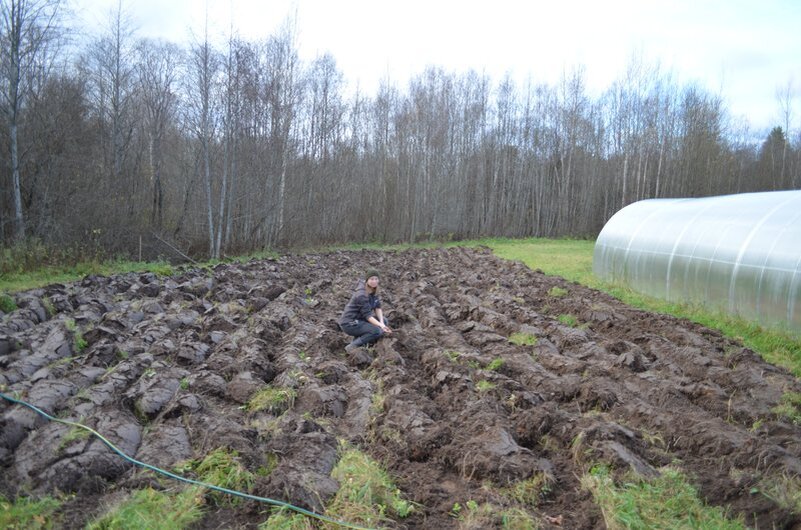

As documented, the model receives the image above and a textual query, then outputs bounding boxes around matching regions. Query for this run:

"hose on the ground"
[0,391,372,530]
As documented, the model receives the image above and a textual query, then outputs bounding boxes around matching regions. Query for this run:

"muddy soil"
[2,247,800,529]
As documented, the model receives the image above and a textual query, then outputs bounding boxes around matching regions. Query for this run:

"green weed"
[501,472,553,508]
[509,332,537,346]
[451,499,537,529]
[247,386,297,414]
[326,443,415,527]
[582,464,745,529]
[0,494,61,529]
[557,314,578,327]
[0,293,17,313]
[772,391,801,424]
[86,487,204,529]
[548,286,569,297]
[754,474,801,514]
[445,350,462,362]
[486,358,504,371]
[58,424,91,451]
[259,507,315,529]
[181,448,255,506]
[64,319,87,352]
[475,380,496,392]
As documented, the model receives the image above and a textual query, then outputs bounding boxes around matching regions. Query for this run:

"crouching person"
[339,268,392,352]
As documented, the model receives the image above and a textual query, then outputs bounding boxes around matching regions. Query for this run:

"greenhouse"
[593,190,801,334]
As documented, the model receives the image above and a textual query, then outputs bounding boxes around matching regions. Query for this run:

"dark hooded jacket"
[339,280,381,326]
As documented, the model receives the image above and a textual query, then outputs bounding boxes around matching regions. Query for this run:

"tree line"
[2,0,799,261]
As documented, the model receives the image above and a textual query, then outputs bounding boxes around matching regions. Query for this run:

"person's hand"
[381,324,393,334]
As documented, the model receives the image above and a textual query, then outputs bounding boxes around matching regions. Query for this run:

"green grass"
[0,494,61,529]
[58,424,91,451]
[86,487,204,529]
[755,474,801,514]
[500,472,553,508]
[259,508,316,529]
[451,499,538,529]
[0,292,17,313]
[0,259,175,293]
[557,313,578,327]
[326,442,415,527]
[486,358,504,371]
[475,380,496,392]
[247,386,297,414]
[179,448,255,506]
[582,465,745,530]
[508,332,538,346]
[64,318,88,352]
[772,391,801,425]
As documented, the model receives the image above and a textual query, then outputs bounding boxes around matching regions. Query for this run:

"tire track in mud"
[1,247,800,528]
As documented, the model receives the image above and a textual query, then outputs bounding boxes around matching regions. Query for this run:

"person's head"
[365,268,380,291]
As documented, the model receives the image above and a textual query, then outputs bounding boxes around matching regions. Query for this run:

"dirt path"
[2,247,800,528]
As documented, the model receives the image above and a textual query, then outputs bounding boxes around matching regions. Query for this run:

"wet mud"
[1,247,800,528]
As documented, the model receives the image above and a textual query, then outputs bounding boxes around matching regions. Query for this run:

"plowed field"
[2,247,800,528]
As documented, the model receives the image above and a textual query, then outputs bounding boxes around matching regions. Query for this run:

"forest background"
[2,1,799,266]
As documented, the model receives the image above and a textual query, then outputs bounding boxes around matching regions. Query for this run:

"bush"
[0,293,17,313]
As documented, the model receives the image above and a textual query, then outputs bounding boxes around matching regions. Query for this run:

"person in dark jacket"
[339,268,392,351]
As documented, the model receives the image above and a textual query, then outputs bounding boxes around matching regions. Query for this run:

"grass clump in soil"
[557,313,578,327]
[247,386,297,414]
[582,464,745,530]
[57,424,91,451]
[179,448,255,506]
[259,507,316,529]
[501,472,554,508]
[0,494,61,529]
[326,442,414,527]
[509,332,537,346]
[485,357,504,371]
[475,380,496,392]
[755,474,801,515]
[0,293,17,313]
[86,487,204,530]
[451,500,537,529]
[64,318,87,352]
[772,391,801,425]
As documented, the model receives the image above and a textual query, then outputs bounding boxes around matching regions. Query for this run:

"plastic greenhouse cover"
[593,190,801,334]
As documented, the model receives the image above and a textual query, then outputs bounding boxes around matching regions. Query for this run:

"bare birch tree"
[0,0,61,241]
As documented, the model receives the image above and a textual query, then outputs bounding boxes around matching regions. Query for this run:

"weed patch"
[451,499,537,529]
[772,392,801,424]
[582,465,745,529]
[247,386,297,414]
[0,494,61,529]
[754,474,801,514]
[179,448,255,506]
[0,293,17,313]
[86,487,204,529]
[548,286,568,297]
[486,358,504,371]
[558,313,578,327]
[508,332,537,346]
[501,472,553,508]
[326,443,415,527]
[475,380,496,392]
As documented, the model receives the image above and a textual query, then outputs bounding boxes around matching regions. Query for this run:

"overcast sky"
[73,0,800,134]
